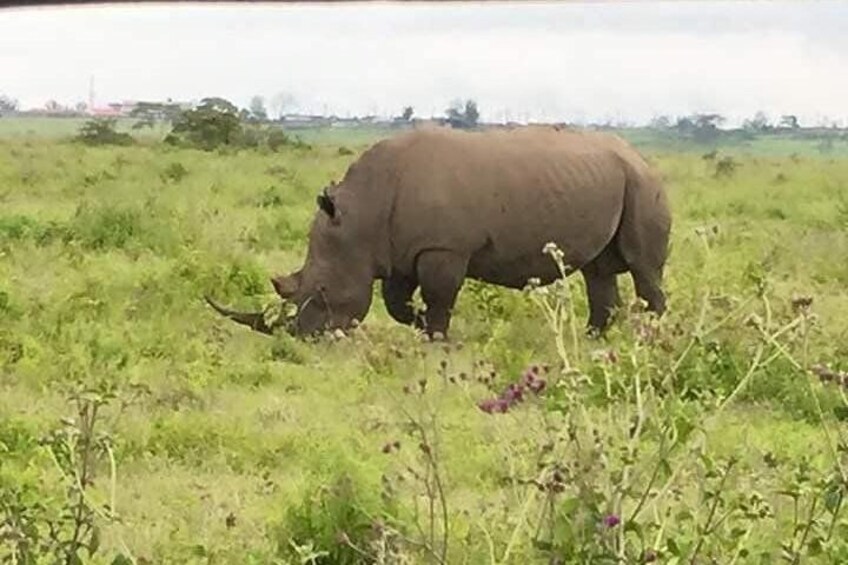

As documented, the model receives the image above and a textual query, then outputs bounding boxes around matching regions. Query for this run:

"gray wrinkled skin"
[208,125,672,340]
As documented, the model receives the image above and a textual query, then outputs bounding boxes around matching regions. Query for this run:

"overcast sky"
[1,1,847,126]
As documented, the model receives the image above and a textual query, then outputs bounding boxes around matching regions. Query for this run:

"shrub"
[165,98,292,152]
[69,204,142,250]
[267,128,290,152]
[168,98,243,151]
[160,162,188,183]
[714,156,739,178]
[74,118,134,146]
[0,215,42,243]
[273,459,394,564]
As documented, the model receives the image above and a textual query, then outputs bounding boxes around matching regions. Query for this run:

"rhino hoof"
[332,328,347,340]
[429,331,446,342]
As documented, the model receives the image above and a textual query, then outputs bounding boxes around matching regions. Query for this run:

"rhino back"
[380,128,629,284]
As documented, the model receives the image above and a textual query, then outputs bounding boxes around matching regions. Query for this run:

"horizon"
[2,1,847,128]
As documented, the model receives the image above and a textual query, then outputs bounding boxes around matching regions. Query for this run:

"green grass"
[1,121,848,563]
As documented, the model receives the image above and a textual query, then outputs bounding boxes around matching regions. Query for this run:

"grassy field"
[1,119,848,564]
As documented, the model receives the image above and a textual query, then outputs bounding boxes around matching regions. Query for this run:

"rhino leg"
[581,239,628,334]
[416,249,469,339]
[616,167,670,318]
[630,269,666,316]
[582,270,621,334]
[381,275,421,326]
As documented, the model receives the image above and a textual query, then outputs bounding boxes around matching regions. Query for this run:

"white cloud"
[1,1,846,125]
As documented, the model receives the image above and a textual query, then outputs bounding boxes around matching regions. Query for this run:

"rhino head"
[206,181,380,337]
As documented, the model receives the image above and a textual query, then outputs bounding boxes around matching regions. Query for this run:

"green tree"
[779,115,799,129]
[167,97,243,151]
[0,94,18,114]
[743,111,771,133]
[676,113,724,144]
[649,115,672,129]
[130,102,182,130]
[446,99,480,129]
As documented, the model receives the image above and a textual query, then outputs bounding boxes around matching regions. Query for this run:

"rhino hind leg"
[616,168,671,318]
[630,269,666,316]
[617,217,668,316]
[415,249,469,339]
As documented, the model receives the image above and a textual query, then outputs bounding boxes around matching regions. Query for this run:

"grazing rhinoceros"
[206,125,671,339]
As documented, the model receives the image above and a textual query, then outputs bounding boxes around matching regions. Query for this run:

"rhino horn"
[204,295,276,336]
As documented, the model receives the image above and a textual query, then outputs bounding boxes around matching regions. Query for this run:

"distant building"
[279,114,333,128]
[87,99,191,118]
[90,104,122,117]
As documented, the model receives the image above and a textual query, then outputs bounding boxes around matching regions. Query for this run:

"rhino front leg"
[416,249,469,339]
[381,274,422,326]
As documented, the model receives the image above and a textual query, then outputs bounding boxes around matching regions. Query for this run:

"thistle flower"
[527,378,547,394]
[477,399,498,414]
[603,514,620,528]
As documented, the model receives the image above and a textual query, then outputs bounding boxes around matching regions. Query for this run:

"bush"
[167,98,243,151]
[714,156,739,178]
[166,97,292,152]
[70,204,142,250]
[273,459,395,564]
[160,162,188,183]
[74,118,134,146]
[266,128,290,152]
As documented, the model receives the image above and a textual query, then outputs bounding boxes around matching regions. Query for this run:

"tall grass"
[1,127,847,563]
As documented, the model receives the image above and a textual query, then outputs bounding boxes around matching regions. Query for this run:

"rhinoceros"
[206,125,671,339]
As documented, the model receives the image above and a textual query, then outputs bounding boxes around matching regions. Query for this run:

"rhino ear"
[316,187,336,219]
[271,270,302,299]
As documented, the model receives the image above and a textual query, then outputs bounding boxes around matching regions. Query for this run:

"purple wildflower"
[603,514,621,528]
[501,383,525,404]
[477,398,498,414]
[528,377,547,394]
[494,398,510,413]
